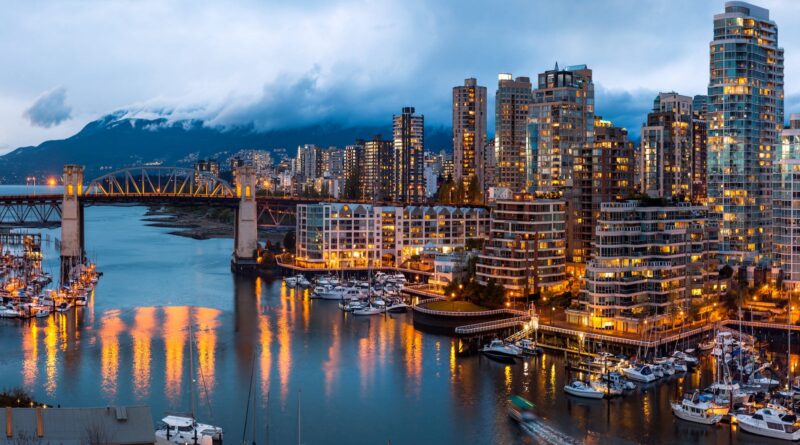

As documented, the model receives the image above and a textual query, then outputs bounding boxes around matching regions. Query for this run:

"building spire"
[554,61,559,71]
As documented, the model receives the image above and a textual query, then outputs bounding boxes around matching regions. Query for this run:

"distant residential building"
[708,1,784,265]
[343,142,365,199]
[774,114,800,289]
[194,159,220,185]
[481,138,496,196]
[295,203,488,269]
[424,152,443,198]
[692,95,709,202]
[296,144,322,181]
[568,200,720,333]
[476,193,567,298]
[452,78,488,201]
[393,107,425,203]
[326,147,345,179]
[592,117,633,218]
[495,74,532,193]
[529,63,595,265]
[441,151,454,181]
[640,92,693,199]
[361,136,393,202]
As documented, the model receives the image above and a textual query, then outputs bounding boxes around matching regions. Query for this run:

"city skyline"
[6,1,800,152]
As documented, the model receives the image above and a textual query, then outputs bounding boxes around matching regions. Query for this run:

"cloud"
[23,87,72,128]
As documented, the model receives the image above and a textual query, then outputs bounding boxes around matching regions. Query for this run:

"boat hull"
[670,403,722,425]
[563,385,605,399]
[737,418,800,441]
[481,350,517,363]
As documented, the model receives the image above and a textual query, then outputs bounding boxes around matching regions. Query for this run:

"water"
[0,197,787,444]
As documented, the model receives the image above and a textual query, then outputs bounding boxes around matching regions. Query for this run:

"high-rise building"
[692,95,709,202]
[361,136,393,202]
[476,193,567,298]
[774,114,800,289]
[452,78,487,201]
[393,107,425,203]
[296,144,322,181]
[481,138,496,195]
[592,117,633,219]
[708,1,784,265]
[640,92,693,199]
[343,143,364,187]
[495,74,532,193]
[529,64,594,264]
[567,200,720,332]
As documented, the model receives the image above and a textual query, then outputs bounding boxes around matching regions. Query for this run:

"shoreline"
[143,207,233,240]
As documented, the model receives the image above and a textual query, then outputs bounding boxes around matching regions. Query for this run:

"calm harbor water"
[0,190,787,444]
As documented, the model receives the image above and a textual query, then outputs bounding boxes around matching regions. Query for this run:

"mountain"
[0,112,453,183]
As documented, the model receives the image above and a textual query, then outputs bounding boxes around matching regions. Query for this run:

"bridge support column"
[231,165,259,274]
[60,165,84,284]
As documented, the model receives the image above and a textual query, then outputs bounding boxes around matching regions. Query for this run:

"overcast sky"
[2,0,800,152]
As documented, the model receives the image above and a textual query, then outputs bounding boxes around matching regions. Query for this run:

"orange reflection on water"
[322,322,340,397]
[22,322,39,388]
[99,309,125,398]
[164,306,189,405]
[44,316,57,395]
[277,304,292,403]
[402,323,423,394]
[259,311,272,399]
[131,307,156,400]
[194,307,220,402]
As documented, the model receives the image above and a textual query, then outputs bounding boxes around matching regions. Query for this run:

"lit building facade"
[495,74,532,193]
[361,136,393,202]
[452,78,488,200]
[774,115,800,289]
[592,117,633,220]
[640,92,694,199]
[692,95,709,202]
[568,200,720,333]
[295,203,488,269]
[708,1,784,265]
[393,107,425,203]
[529,64,594,265]
[476,194,567,298]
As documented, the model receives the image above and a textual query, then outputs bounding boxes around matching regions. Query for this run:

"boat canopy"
[508,395,535,410]
[161,415,194,427]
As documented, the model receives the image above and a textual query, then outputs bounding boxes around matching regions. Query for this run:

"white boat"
[514,339,543,355]
[708,382,749,405]
[672,350,699,366]
[284,276,298,287]
[670,392,728,425]
[481,339,521,362]
[622,364,658,383]
[386,301,411,313]
[34,307,50,318]
[698,339,716,352]
[352,304,384,316]
[0,305,20,318]
[297,275,312,288]
[74,293,88,306]
[736,408,800,441]
[673,360,688,373]
[563,380,605,399]
[590,380,622,397]
[601,371,637,390]
[55,302,72,313]
[314,285,346,300]
[155,414,223,444]
[651,364,665,378]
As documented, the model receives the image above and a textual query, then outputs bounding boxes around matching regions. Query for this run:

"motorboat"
[386,301,411,313]
[514,339,543,355]
[601,371,637,390]
[671,391,728,425]
[507,395,538,423]
[622,364,658,383]
[155,415,223,444]
[283,276,298,287]
[651,364,665,378]
[481,339,521,363]
[698,339,716,352]
[74,293,88,306]
[707,382,749,406]
[297,275,312,288]
[673,359,688,373]
[313,285,346,300]
[0,305,20,318]
[736,408,800,441]
[563,380,605,399]
[34,307,50,318]
[672,350,699,366]
[352,304,384,316]
[55,302,72,313]
[590,380,622,397]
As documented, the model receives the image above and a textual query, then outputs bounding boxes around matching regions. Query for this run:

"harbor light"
[47,177,57,186]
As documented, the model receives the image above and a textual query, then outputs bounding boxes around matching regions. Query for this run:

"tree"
[466,175,482,204]
[283,230,296,253]
[343,169,361,200]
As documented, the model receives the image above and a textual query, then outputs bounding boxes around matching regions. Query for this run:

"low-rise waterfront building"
[295,203,488,269]
[476,193,567,299]
[567,200,720,333]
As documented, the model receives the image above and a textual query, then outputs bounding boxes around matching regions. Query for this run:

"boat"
[736,408,800,441]
[481,339,521,363]
[507,395,538,423]
[670,392,728,425]
[698,339,716,352]
[0,305,20,318]
[55,302,72,313]
[156,415,223,444]
[673,359,688,373]
[297,275,312,288]
[352,304,384,316]
[514,339,543,355]
[563,380,605,399]
[283,276,298,287]
[74,293,88,306]
[672,350,699,366]
[34,307,50,318]
[622,364,657,383]
[601,371,636,390]
[386,301,410,313]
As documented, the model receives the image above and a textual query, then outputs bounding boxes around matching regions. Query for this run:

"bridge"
[0,165,314,281]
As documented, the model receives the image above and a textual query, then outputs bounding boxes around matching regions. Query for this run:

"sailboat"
[155,323,223,444]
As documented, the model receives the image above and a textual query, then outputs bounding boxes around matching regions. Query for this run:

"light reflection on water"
[0,204,790,444]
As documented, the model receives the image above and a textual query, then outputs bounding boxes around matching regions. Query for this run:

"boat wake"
[519,419,582,445]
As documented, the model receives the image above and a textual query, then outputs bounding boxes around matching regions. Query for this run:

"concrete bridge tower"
[60,165,84,283]
[232,165,259,273]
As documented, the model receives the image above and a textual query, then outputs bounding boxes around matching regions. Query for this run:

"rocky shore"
[143,207,234,240]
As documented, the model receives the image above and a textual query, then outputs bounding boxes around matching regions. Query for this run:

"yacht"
[314,285,346,300]
[736,408,800,441]
[622,364,658,383]
[386,301,411,313]
[672,350,699,366]
[352,304,384,316]
[297,275,312,288]
[283,276,298,287]
[55,302,72,313]
[563,380,605,399]
[671,392,728,425]
[34,307,50,318]
[590,380,622,397]
[650,364,665,378]
[601,371,637,390]
[74,293,88,306]
[155,415,223,444]
[0,305,20,318]
[513,339,543,355]
[481,339,521,363]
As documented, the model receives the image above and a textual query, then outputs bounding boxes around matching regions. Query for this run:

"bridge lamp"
[47,177,57,187]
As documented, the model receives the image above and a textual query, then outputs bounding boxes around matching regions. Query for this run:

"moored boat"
[671,391,728,425]
[563,380,605,399]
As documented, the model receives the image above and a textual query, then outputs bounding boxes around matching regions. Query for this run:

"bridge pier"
[60,165,84,284]
[231,165,260,274]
